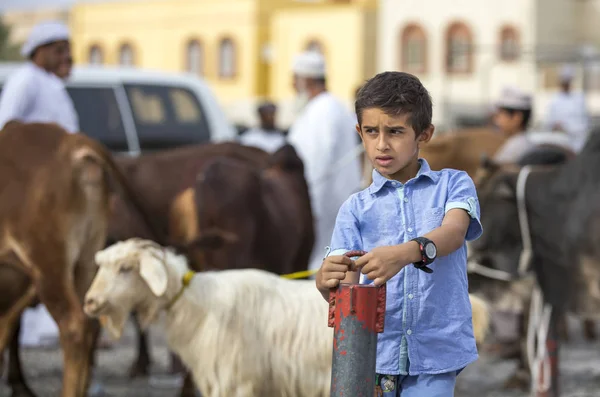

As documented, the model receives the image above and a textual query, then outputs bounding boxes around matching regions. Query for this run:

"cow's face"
[469,160,524,277]
[84,239,168,339]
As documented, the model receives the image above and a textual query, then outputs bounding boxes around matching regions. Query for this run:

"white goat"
[84,238,490,397]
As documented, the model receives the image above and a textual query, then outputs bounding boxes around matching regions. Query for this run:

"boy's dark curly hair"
[355,71,433,136]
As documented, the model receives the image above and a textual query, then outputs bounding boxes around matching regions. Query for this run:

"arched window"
[88,45,103,65]
[118,43,135,66]
[499,26,520,61]
[186,39,204,76]
[446,22,473,74]
[305,39,324,55]
[400,24,427,73]
[218,38,236,79]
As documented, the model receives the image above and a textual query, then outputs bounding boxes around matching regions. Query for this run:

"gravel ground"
[2,315,600,397]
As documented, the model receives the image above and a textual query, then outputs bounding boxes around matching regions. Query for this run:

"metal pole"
[535,312,560,397]
[328,251,386,397]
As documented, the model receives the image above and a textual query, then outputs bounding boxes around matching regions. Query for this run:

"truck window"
[123,83,210,150]
[66,86,130,152]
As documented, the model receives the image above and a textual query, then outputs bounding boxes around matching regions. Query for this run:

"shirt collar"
[368,158,438,194]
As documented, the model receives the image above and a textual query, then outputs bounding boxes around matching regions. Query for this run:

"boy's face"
[492,108,522,136]
[357,108,433,181]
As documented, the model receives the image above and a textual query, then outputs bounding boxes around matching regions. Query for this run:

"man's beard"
[293,91,310,115]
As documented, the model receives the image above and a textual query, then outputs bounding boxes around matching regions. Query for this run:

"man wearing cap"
[286,51,362,273]
[492,86,537,164]
[0,20,79,133]
[543,64,590,153]
[239,101,286,153]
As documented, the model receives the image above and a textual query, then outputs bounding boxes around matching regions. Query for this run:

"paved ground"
[1,315,600,397]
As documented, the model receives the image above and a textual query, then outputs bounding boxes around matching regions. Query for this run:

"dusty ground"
[1,315,600,397]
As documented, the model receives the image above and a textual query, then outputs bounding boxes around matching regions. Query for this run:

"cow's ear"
[188,229,239,251]
[480,154,499,172]
[495,175,517,200]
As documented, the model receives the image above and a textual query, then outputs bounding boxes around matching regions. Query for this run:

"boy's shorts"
[374,371,457,397]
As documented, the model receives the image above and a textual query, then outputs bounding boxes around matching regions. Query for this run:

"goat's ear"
[139,251,168,297]
[188,229,239,250]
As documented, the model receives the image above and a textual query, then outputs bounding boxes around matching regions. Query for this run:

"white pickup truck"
[0,63,238,156]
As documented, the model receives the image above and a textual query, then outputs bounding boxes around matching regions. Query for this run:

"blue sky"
[0,0,75,12]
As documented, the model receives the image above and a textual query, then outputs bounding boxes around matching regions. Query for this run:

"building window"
[88,45,103,65]
[218,38,236,79]
[119,43,135,66]
[400,24,427,74]
[446,22,473,74]
[186,40,204,76]
[499,26,520,62]
[306,39,324,55]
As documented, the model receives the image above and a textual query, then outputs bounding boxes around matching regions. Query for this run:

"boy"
[315,72,482,397]
[491,86,536,164]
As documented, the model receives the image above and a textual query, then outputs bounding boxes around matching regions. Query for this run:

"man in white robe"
[286,51,362,273]
[0,21,79,349]
[544,65,590,153]
[0,21,79,132]
[239,101,286,153]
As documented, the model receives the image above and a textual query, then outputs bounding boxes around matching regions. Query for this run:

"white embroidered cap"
[292,51,326,78]
[494,86,532,111]
[559,64,576,83]
[21,21,70,58]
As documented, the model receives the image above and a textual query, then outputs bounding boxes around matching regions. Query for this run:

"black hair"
[257,101,276,115]
[354,71,432,136]
[499,107,532,130]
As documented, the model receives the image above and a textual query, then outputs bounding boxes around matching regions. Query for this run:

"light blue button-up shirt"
[328,158,483,376]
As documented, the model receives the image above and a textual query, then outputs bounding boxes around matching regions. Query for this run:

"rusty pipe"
[328,250,386,397]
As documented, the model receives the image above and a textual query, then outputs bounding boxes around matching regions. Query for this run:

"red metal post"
[328,251,386,397]
[535,312,560,397]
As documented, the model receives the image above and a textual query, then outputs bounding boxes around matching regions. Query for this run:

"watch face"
[425,243,437,259]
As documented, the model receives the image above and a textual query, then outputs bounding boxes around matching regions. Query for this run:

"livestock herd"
[0,120,598,397]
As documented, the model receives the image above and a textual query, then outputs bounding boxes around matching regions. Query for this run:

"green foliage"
[0,16,22,61]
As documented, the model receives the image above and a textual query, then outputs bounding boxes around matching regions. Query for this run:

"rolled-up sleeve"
[328,196,362,257]
[444,171,483,241]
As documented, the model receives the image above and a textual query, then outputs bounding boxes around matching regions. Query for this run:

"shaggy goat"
[84,238,489,397]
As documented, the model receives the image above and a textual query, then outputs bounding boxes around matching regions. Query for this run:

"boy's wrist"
[398,240,422,264]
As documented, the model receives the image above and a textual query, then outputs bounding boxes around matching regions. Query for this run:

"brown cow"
[169,144,314,274]
[167,144,314,397]
[360,127,508,187]
[107,143,272,380]
[0,121,161,397]
[420,127,507,178]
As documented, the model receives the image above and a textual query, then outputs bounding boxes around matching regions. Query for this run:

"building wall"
[3,8,70,46]
[378,0,539,128]
[534,0,578,52]
[70,0,367,128]
[269,3,376,127]
[70,0,260,105]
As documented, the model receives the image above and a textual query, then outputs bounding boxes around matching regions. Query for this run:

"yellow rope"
[167,268,315,307]
[280,269,318,280]
[166,270,196,309]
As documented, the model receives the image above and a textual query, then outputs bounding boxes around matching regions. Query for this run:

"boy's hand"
[317,255,354,290]
[353,244,418,286]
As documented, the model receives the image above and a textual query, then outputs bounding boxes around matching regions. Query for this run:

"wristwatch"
[410,237,437,273]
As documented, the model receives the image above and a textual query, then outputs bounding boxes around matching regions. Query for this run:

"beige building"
[69,0,377,127]
[378,0,600,129]
[2,6,70,49]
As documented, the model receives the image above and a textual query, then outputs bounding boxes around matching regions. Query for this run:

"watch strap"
[410,237,434,274]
